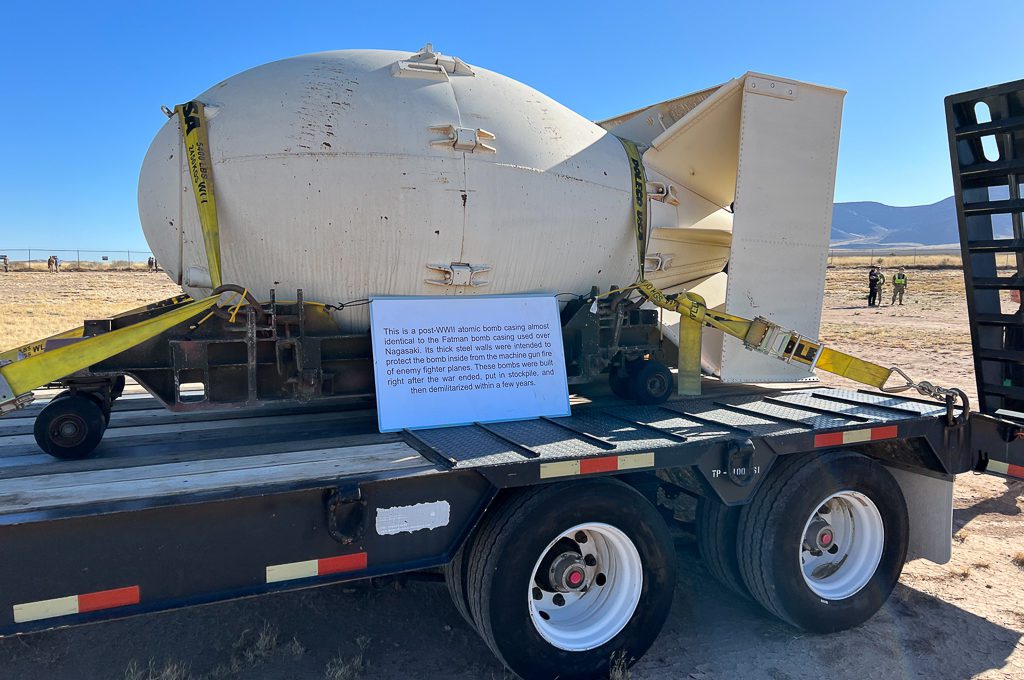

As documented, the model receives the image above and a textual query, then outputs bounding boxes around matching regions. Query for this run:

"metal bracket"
[644,252,674,272]
[0,362,34,414]
[647,182,680,206]
[425,262,492,287]
[326,487,365,545]
[429,125,497,153]
[393,43,476,80]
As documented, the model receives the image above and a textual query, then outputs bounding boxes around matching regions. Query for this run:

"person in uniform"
[891,268,908,305]
[868,266,882,306]
[47,255,55,273]
[1,255,8,273]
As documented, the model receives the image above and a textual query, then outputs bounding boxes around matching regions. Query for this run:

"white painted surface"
[369,295,569,431]
[376,500,451,536]
[138,47,729,333]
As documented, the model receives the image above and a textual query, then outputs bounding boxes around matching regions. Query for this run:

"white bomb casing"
[139,46,844,382]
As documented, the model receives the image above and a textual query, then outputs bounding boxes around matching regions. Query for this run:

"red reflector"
[579,456,619,475]
[814,432,844,448]
[1008,464,1024,479]
[318,552,368,575]
[77,586,140,613]
[871,425,898,441]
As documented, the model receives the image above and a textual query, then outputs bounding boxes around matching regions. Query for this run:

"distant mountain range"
[830,196,1012,249]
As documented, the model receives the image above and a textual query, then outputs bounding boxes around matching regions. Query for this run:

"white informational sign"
[370,295,570,432]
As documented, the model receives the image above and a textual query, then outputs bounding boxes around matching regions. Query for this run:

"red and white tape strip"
[814,425,898,448]
[266,552,368,584]
[13,585,140,623]
[539,452,654,479]
[986,459,1024,478]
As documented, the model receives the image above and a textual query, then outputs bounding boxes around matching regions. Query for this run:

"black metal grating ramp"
[946,79,1024,414]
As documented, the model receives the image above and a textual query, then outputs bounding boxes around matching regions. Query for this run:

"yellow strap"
[1,296,218,399]
[0,294,195,364]
[174,101,223,289]
[618,138,648,282]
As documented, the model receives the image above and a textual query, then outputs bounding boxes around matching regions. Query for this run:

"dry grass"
[123,660,192,680]
[324,636,371,680]
[830,253,967,269]
[207,622,281,677]
[0,272,180,352]
[949,566,972,580]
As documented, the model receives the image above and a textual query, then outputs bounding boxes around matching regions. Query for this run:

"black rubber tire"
[696,496,750,599]
[465,479,676,680]
[736,451,909,633]
[608,370,632,399]
[629,360,673,405]
[33,393,107,460]
[444,540,476,629]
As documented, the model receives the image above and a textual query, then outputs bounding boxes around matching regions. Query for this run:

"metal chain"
[881,367,970,424]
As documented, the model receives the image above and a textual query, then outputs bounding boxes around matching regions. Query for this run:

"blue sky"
[1,1,1021,250]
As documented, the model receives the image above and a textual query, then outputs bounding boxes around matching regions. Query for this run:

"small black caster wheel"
[33,393,107,460]
[629,360,674,404]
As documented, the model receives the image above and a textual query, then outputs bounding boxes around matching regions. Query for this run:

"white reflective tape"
[987,459,1010,475]
[376,501,451,536]
[843,429,872,444]
[13,595,78,623]
[540,460,580,479]
[618,452,655,470]
[266,559,318,583]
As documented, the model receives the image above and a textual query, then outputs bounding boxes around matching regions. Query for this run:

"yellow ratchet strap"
[616,136,894,393]
[0,294,194,364]
[0,295,219,407]
[174,101,223,289]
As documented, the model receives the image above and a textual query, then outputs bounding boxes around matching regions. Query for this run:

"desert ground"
[1,267,1023,680]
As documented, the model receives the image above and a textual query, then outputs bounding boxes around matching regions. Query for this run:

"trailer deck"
[0,384,960,525]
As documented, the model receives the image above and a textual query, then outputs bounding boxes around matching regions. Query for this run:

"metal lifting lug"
[429,125,496,153]
[425,262,492,287]
[326,487,365,545]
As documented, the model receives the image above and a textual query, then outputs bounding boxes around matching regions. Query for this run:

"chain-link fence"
[827,247,975,268]
[0,249,159,272]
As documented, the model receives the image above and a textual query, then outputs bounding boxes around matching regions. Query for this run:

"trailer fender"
[884,465,954,565]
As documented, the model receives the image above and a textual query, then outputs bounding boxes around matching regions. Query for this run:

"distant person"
[54,257,61,273]
[868,266,882,306]
[891,268,908,305]
[147,256,155,272]
[47,255,55,273]
[1,255,8,273]
[153,258,158,272]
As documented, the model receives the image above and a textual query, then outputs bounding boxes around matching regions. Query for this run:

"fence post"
[127,249,131,271]
[27,249,31,272]
[77,250,81,271]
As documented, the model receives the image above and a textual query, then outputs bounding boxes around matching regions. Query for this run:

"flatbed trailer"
[0,379,973,678]
[5,76,1024,680]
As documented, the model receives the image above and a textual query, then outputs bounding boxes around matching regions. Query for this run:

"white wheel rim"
[799,490,884,600]
[528,522,643,651]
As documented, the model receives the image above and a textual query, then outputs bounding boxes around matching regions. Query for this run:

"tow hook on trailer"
[326,488,365,545]
[727,439,758,486]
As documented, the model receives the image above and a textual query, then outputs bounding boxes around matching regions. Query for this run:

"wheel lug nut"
[584,554,597,567]
[574,531,588,544]
[552,594,565,607]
